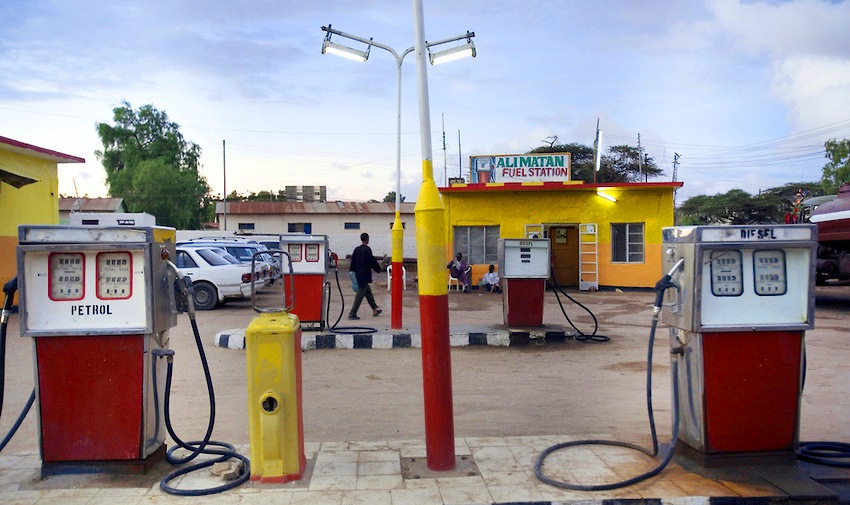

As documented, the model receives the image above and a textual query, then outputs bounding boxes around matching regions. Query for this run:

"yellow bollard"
[245,310,306,483]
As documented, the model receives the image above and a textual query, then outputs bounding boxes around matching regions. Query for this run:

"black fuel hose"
[535,274,682,490]
[0,277,35,454]
[324,269,378,335]
[158,275,250,496]
[547,269,610,342]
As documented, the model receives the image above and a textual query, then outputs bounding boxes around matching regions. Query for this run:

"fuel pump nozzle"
[653,258,685,317]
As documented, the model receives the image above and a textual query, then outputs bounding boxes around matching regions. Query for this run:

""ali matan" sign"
[470,153,572,183]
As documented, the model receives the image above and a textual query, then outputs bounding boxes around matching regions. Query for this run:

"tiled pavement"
[0,434,843,504]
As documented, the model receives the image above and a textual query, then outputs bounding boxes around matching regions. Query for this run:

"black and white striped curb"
[214,328,572,350]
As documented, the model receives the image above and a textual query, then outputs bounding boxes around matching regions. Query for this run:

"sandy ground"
[1,276,848,457]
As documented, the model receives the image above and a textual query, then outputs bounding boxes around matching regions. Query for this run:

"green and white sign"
[470,153,571,183]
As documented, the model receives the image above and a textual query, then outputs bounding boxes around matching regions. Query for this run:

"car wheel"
[192,281,218,310]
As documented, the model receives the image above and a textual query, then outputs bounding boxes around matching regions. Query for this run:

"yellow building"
[0,136,84,286]
[440,179,682,289]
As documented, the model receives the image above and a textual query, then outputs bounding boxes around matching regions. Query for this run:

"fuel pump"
[279,234,330,331]
[661,224,816,466]
[16,225,176,474]
[498,238,550,326]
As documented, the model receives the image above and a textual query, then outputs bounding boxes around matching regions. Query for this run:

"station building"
[440,153,682,289]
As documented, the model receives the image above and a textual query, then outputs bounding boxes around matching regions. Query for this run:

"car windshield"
[195,248,232,266]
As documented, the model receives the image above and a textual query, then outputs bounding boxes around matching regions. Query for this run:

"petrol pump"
[498,238,550,326]
[279,234,329,330]
[16,224,177,475]
[661,224,816,466]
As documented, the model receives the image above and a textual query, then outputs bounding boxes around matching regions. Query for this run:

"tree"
[96,102,211,229]
[676,182,824,225]
[823,138,850,191]
[530,142,662,183]
[382,191,405,203]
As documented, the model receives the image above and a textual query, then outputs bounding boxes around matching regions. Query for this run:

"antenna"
[71,177,81,212]
[442,113,447,186]
[458,130,462,179]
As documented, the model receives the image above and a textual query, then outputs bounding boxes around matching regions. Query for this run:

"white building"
[213,201,417,259]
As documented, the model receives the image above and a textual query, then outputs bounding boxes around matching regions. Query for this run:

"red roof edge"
[0,135,85,163]
[439,181,683,192]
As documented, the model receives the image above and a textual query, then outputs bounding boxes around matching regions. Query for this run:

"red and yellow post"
[391,212,404,328]
[412,0,456,471]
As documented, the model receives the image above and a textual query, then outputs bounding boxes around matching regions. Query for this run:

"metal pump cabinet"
[498,238,550,326]
[279,234,329,330]
[661,224,816,466]
[17,225,177,475]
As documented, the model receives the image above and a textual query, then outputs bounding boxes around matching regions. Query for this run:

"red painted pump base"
[40,444,167,477]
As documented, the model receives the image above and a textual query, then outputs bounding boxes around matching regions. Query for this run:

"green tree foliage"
[823,138,850,191]
[530,142,662,183]
[96,102,211,229]
[676,182,824,225]
[382,191,405,203]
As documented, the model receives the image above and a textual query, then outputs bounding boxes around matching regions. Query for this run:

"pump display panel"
[48,252,85,301]
[753,250,787,296]
[708,250,743,296]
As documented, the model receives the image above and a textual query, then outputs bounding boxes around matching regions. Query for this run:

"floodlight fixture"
[429,41,476,65]
[322,26,371,62]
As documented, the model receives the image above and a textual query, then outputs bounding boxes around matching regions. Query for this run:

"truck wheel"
[192,282,218,310]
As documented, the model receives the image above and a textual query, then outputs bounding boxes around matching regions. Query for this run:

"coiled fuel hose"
[547,271,610,342]
[324,269,378,335]
[535,262,684,490]
[157,271,250,496]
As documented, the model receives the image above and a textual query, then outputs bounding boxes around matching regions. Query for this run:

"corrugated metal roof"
[58,197,127,212]
[215,201,415,215]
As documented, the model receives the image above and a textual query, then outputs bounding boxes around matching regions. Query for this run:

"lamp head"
[428,41,476,65]
[322,38,370,62]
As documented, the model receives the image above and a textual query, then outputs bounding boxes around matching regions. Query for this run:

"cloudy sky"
[2,0,850,204]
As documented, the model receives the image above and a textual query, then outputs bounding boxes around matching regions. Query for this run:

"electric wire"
[535,279,681,491]
[158,276,250,496]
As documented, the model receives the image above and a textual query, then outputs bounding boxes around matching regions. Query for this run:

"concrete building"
[214,201,416,259]
[0,136,85,285]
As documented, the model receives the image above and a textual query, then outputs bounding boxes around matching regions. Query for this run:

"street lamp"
[321,24,475,330]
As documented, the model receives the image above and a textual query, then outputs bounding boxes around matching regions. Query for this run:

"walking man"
[349,232,383,320]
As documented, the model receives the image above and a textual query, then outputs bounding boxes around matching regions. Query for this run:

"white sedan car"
[174,246,267,310]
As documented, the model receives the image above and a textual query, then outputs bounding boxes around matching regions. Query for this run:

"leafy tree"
[823,138,850,191]
[382,191,405,203]
[530,142,662,183]
[96,102,211,229]
[676,182,824,225]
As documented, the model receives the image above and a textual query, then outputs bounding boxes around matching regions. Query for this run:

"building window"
[611,223,644,263]
[238,223,255,230]
[388,222,406,229]
[453,226,499,265]
[344,222,360,230]
[288,223,312,233]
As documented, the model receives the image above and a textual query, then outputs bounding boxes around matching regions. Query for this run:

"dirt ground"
[1,278,848,456]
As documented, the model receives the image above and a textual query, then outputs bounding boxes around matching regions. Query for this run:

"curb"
[213,328,572,350]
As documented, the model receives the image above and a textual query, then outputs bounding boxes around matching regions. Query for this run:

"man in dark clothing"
[349,232,382,320]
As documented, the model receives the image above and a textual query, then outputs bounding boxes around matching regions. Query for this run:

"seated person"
[447,252,471,293]
[482,264,501,293]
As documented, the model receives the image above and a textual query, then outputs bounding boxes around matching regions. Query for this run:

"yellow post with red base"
[245,311,306,482]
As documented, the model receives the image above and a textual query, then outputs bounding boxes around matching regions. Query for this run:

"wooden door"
[550,226,579,287]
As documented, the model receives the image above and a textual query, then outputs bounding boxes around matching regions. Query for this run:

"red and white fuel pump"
[279,234,330,330]
[661,224,816,466]
[498,238,551,326]
[16,224,177,475]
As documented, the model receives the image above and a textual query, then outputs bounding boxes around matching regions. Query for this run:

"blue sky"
[2,0,849,204]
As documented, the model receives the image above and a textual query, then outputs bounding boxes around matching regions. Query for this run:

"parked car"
[174,246,267,310]
[178,238,277,283]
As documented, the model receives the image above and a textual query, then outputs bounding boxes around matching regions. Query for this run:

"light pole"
[321,24,475,330]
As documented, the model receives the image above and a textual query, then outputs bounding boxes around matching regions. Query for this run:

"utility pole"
[442,114,447,186]
[222,139,227,231]
[457,130,462,179]
[593,118,601,184]
[637,133,643,181]
[672,152,681,208]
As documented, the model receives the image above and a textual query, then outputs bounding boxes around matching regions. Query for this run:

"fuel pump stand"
[661,224,816,467]
[498,238,550,326]
[279,234,329,331]
[16,225,177,475]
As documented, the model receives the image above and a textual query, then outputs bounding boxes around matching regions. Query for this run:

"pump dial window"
[48,252,85,301]
[708,250,743,297]
[305,244,320,262]
[753,250,787,296]
[96,252,133,300]
[288,244,302,262]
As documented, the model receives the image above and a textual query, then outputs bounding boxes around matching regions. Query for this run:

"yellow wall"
[0,151,61,286]
[441,185,675,288]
